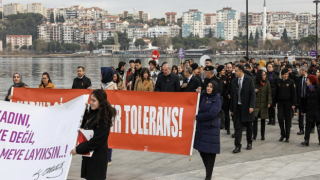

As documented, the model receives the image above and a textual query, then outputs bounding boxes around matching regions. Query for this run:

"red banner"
[11,88,198,155]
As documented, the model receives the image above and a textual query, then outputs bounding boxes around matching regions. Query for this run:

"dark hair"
[149,60,156,66]
[303,62,308,66]
[255,70,266,84]
[135,59,141,64]
[284,57,288,60]
[243,56,249,61]
[267,63,274,68]
[285,64,293,69]
[89,89,116,127]
[205,59,212,63]
[172,65,178,74]
[41,72,52,86]
[118,61,126,69]
[113,72,122,84]
[313,67,320,76]
[129,60,135,64]
[244,64,251,70]
[296,64,300,67]
[235,64,244,72]
[139,68,151,81]
[215,63,219,66]
[185,60,190,63]
[78,66,85,71]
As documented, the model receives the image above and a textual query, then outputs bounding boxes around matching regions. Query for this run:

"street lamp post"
[314,0,320,57]
[246,0,249,58]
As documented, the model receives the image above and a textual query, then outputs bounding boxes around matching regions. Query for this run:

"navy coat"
[194,92,222,154]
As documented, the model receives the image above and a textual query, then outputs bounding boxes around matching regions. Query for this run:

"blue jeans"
[108,149,112,162]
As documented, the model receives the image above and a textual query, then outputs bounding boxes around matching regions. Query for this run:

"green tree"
[63,43,81,52]
[33,39,47,52]
[28,45,33,51]
[50,12,54,23]
[134,38,146,48]
[56,15,59,23]
[60,15,65,23]
[97,38,115,48]
[88,41,96,53]
[117,31,130,50]
[173,43,186,50]
[56,41,61,52]
[0,11,2,19]
[20,45,28,50]
[249,32,254,41]
[282,28,289,43]
[14,45,20,50]
[255,29,259,43]
[207,29,213,38]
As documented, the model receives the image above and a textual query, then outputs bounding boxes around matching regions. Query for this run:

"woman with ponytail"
[70,89,116,180]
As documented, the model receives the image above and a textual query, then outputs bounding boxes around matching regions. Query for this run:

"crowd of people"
[4,55,320,180]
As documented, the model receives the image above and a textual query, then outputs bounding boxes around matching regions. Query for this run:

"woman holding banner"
[71,89,116,180]
[134,68,154,92]
[194,80,222,180]
[5,72,29,101]
[39,72,56,89]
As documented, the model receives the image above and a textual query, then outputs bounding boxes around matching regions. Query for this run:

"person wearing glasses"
[39,72,55,89]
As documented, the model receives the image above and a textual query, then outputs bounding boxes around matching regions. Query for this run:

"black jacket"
[219,75,231,99]
[296,75,307,106]
[273,78,297,107]
[230,74,256,122]
[203,75,223,94]
[266,71,279,96]
[155,72,180,92]
[127,68,142,90]
[76,110,110,180]
[72,75,92,89]
[180,75,200,92]
[302,85,320,122]
[289,73,298,83]
[5,82,27,101]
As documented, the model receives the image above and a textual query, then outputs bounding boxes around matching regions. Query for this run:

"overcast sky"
[2,0,317,18]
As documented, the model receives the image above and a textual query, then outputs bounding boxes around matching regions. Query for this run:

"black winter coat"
[302,85,320,123]
[296,76,307,106]
[219,75,230,99]
[76,110,110,180]
[230,74,256,122]
[180,75,201,92]
[72,75,92,89]
[273,78,297,107]
[194,92,221,154]
[155,72,180,92]
[203,76,223,95]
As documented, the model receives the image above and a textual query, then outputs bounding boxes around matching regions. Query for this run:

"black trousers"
[199,152,216,179]
[298,105,305,131]
[304,122,320,140]
[222,98,231,130]
[253,117,266,138]
[234,105,253,146]
[277,101,292,139]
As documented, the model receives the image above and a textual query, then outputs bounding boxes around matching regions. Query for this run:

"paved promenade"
[67,116,320,180]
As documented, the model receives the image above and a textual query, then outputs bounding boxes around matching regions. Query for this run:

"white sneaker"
[108,162,112,166]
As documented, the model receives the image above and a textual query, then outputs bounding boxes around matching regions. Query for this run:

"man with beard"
[226,63,236,83]
[127,59,142,90]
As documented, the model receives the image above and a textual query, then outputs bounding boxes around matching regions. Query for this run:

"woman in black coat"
[70,89,116,180]
[301,75,320,146]
[194,81,222,180]
[5,72,28,101]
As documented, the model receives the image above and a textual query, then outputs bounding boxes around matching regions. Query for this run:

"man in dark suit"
[230,64,256,153]
[72,66,92,89]
[155,63,180,92]
[180,67,201,92]
[296,66,308,135]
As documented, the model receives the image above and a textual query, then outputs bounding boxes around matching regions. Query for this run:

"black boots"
[247,144,252,150]
[297,130,304,135]
[301,140,309,146]
[233,146,241,153]
[267,120,272,125]
[279,137,284,141]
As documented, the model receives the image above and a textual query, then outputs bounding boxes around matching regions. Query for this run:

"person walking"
[180,67,201,92]
[70,89,116,180]
[266,64,279,125]
[39,72,55,89]
[5,72,29,101]
[194,81,221,180]
[113,72,126,90]
[296,66,308,135]
[134,68,154,92]
[253,70,272,140]
[230,64,256,153]
[203,66,222,94]
[72,66,92,90]
[155,63,180,92]
[273,68,297,142]
[98,67,117,90]
[217,65,231,134]
[301,75,320,146]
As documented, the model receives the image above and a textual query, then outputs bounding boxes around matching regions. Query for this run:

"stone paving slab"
[67,117,320,180]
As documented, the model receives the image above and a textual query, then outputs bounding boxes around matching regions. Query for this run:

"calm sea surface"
[0,57,200,100]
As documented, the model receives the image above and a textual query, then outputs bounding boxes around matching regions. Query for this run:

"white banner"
[0,95,89,180]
